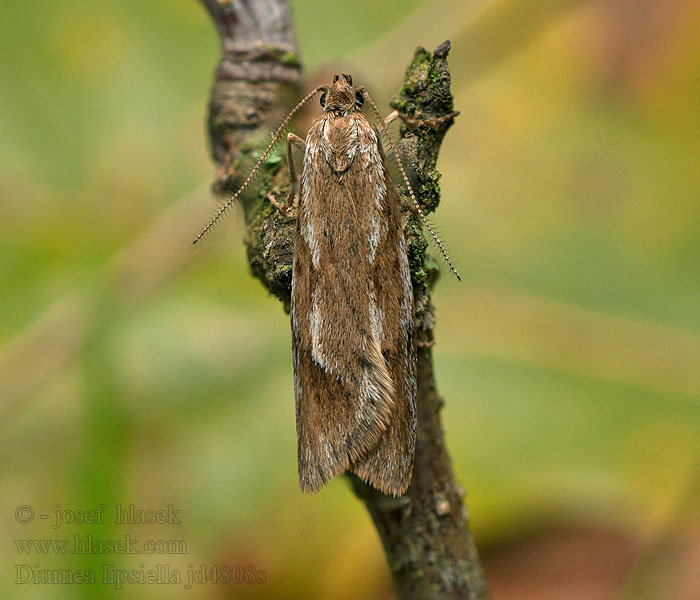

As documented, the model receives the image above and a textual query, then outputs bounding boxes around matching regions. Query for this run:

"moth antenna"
[193,85,324,244]
[361,88,461,281]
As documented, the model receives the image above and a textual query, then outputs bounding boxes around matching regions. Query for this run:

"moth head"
[322,73,364,115]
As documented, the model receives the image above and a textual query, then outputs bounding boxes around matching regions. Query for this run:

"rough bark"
[198,1,487,597]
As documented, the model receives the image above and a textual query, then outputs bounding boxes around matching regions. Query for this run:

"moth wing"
[350,144,417,497]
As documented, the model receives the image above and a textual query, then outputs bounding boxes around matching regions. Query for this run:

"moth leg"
[286,133,306,209]
[383,109,459,131]
[266,193,290,214]
[416,339,436,349]
[383,110,400,127]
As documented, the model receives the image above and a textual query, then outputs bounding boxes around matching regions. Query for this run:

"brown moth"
[195,74,458,497]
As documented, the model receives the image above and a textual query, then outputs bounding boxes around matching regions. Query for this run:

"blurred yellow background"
[1,1,699,599]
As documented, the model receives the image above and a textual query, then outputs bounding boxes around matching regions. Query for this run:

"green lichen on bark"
[392,42,457,329]
[391,41,456,215]
[241,157,296,312]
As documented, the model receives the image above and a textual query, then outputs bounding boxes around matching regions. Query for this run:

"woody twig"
[198,1,487,597]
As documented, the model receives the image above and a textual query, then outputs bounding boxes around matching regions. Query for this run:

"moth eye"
[355,92,364,108]
[320,92,327,107]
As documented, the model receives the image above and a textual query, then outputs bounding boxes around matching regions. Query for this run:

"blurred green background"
[2,0,699,598]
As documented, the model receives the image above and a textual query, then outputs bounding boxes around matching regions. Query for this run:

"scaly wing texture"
[350,148,416,497]
[291,113,416,496]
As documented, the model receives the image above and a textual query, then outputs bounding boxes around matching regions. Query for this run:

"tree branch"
[198,1,487,597]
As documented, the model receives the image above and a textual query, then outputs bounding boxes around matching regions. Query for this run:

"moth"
[195,74,458,496]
